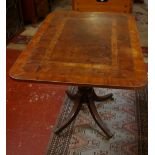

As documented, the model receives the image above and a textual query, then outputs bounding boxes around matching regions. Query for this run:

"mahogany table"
[10,11,147,139]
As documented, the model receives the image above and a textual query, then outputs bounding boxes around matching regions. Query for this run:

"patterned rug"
[46,86,148,155]
[133,3,148,47]
[11,35,32,44]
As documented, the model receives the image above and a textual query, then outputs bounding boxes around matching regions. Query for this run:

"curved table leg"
[66,90,80,100]
[87,97,113,139]
[54,99,82,134]
[92,89,113,102]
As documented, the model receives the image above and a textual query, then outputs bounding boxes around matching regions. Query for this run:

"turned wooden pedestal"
[54,87,114,139]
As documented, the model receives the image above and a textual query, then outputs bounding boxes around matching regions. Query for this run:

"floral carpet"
[46,87,147,155]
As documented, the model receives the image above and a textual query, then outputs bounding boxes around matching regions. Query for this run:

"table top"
[10,11,147,89]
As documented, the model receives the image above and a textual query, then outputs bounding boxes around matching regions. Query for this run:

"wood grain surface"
[72,0,133,13]
[9,11,147,89]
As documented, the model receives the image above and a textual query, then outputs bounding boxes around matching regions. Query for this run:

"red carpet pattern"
[11,35,32,44]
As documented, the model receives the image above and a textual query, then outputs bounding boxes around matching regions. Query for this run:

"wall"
[144,0,148,4]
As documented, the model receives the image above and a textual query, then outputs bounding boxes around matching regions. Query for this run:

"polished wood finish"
[9,11,147,136]
[55,86,114,139]
[72,0,133,13]
[10,11,147,89]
